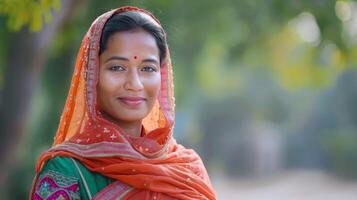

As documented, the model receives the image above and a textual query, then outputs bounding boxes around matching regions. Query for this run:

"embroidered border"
[34,170,80,200]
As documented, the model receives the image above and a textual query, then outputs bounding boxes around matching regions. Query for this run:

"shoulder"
[42,156,79,175]
[34,156,115,199]
[33,156,81,199]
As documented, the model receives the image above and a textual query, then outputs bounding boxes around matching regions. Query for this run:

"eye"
[141,66,157,72]
[109,65,125,71]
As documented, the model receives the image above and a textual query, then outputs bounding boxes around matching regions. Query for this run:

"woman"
[30,6,216,200]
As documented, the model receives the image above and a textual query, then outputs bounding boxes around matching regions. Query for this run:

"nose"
[123,69,144,91]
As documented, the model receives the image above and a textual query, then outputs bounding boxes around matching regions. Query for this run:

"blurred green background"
[1,0,357,199]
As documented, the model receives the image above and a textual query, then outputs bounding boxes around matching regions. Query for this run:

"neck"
[116,120,143,137]
[101,112,143,137]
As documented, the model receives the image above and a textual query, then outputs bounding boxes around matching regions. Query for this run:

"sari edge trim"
[116,187,134,200]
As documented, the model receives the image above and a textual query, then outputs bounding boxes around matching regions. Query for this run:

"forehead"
[102,29,159,58]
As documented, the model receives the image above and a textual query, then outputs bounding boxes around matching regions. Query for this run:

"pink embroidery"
[36,177,78,193]
[33,190,72,200]
[33,170,80,200]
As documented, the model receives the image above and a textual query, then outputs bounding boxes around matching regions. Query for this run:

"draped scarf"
[30,6,216,200]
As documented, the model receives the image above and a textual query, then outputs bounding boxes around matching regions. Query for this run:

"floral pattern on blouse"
[33,170,80,200]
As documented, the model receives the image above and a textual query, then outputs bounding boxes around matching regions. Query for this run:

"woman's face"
[98,29,161,126]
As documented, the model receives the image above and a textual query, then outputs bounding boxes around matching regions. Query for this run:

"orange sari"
[30,6,216,200]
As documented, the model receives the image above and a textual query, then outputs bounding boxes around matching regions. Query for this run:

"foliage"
[0,0,60,31]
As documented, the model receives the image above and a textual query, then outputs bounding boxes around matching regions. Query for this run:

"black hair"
[99,11,167,63]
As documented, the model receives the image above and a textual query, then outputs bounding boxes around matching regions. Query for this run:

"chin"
[115,112,148,122]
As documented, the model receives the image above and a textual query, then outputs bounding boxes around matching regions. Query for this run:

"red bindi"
[134,56,137,59]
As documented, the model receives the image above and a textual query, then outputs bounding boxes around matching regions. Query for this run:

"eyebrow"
[104,56,159,64]
[104,56,128,63]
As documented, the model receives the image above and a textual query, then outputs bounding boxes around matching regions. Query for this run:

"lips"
[118,97,145,107]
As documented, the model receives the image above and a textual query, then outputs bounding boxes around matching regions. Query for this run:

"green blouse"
[33,156,115,199]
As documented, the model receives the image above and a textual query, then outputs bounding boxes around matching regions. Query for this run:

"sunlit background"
[1,0,357,199]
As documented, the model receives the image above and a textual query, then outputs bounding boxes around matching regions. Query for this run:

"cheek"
[97,72,119,100]
[97,80,107,105]
[147,74,161,97]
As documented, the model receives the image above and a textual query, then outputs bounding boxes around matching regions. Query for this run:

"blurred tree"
[292,70,357,176]
[0,0,81,195]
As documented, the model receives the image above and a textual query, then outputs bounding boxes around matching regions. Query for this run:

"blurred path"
[211,170,357,200]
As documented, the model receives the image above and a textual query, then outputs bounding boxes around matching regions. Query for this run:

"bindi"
[134,56,138,59]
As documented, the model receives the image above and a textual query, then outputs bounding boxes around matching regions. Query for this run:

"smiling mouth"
[118,97,145,107]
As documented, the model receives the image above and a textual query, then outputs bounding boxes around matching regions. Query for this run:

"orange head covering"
[31,6,216,200]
